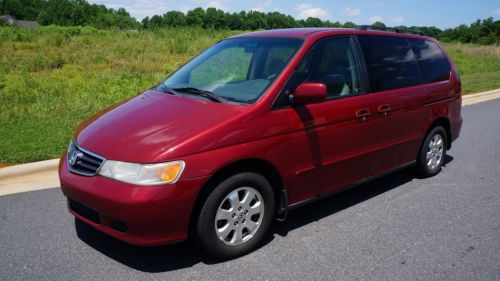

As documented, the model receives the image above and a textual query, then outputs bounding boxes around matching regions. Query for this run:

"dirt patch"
[0,163,14,168]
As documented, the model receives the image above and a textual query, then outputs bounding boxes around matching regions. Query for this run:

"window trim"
[352,35,371,95]
[406,38,424,85]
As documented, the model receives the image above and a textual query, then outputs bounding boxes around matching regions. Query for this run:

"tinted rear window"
[357,35,421,92]
[409,39,450,84]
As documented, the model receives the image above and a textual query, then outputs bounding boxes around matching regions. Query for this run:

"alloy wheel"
[214,187,264,246]
[426,134,444,170]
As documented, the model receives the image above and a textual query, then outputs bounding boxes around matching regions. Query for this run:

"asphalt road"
[1,99,500,281]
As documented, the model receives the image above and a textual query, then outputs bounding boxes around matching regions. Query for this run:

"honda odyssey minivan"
[60,27,463,259]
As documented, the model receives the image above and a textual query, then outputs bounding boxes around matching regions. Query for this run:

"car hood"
[74,90,249,162]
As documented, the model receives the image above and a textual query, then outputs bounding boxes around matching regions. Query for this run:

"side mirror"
[290,82,327,105]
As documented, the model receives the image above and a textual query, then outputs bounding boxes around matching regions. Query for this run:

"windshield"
[155,37,303,104]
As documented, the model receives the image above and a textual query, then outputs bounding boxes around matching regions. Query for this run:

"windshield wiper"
[171,87,225,103]
[154,84,177,95]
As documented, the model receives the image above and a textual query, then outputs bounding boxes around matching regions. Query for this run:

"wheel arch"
[188,158,285,236]
[427,117,452,150]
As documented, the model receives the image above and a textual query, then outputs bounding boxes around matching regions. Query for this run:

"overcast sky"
[88,0,500,29]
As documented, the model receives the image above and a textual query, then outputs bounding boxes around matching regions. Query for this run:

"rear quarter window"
[408,39,450,83]
[357,35,421,92]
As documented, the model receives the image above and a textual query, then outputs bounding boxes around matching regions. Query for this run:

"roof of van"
[231,28,432,40]
[232,28,346,38]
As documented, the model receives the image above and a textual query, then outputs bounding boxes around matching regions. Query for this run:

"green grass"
[1,26,499,163]
[441,42,500,93]
[0,26,241,163]
[461,71,500,94]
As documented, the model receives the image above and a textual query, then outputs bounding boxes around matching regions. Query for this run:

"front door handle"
[355,108,371,122]
[378,104,391,116]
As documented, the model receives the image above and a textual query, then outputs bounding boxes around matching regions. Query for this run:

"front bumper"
[59,154,209,246]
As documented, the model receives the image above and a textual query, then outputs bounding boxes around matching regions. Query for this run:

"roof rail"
[357,25,427,36]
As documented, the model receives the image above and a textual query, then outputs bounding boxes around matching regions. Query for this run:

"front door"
[279,36,379,201]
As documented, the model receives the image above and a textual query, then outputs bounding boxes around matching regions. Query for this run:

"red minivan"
[60,27,462,259]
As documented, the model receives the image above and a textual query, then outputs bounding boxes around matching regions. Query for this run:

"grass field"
[1,26,500,164]
[441,43,500,94]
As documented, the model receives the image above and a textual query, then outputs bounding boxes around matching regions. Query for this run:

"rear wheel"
[416,126,447,177]
[196,172,275,259]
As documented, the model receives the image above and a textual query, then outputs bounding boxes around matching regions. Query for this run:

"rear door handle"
[355,108,371,122]
[378,104,391,116]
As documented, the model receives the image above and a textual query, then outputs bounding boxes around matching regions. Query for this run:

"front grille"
[67,141,105,176]
[68,199,101,224]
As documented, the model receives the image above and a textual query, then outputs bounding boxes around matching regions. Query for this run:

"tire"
[195,172,275,259]
[416,126,447,177]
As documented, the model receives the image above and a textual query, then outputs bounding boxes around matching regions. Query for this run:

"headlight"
[98,160,185,185]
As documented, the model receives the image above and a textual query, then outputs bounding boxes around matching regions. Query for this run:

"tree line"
[0,0,139,29]
[437,18,499,45]
[141,8,358,30]
[1,0,499,44]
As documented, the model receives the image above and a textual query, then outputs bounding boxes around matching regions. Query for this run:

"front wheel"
[416,126,447,177]
[195,172,275,259]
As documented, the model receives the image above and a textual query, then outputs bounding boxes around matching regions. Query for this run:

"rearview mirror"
[290,82,327,105]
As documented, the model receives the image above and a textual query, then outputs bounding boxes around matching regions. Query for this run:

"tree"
[1,0,498,45]
[304,17,322,27]
[343,22,357,28]
[164,11,185,27]
[0,0,138,29]
[141,16,150,29]
[437,18,499,44]
[148,15,165,28]
[226,12,243,30]
[285,15,297,28]
[203,7,225,29]
[331,21,342,27]
[1,0,45,20]
[245,11,266,30]
[36,9,50,25]
[265,12,293,29]
[372,21,386,27]
[236,11,248,29]
[186,7,205,26]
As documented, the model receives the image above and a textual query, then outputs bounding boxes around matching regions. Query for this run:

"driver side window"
[276,36,363,107]
[309,37,362,98]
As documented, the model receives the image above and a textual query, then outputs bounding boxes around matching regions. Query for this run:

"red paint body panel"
[75,91,250,163]
[60,28,463,246]
[59,155,209,245]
